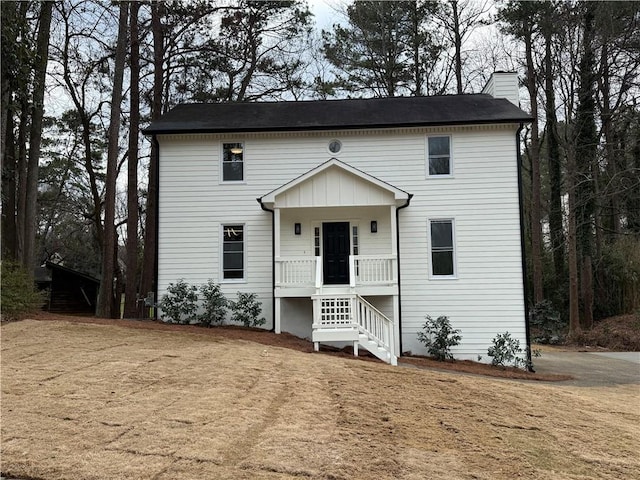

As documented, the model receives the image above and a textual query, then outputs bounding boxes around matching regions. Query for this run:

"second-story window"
[427,136,452,176]
[222,142,244,182]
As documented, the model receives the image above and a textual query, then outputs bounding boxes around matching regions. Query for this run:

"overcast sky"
[308,0,345,31]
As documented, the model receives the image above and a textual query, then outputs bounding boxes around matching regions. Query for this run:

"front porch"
[275,254,399,364]
[258,159,411,365]
[275,254,398,297]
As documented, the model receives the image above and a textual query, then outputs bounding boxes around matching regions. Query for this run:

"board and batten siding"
[156,125,526,360]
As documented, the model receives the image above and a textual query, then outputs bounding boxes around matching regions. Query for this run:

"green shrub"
[1,261,46,321]
[530,300,565,344]
[198,280,227,327]
[487,332,533,370]
[229,292,265,327]
[417,315,462,361]
[159,279,198,324]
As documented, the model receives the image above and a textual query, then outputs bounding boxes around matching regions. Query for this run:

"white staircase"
[311,292,397,365]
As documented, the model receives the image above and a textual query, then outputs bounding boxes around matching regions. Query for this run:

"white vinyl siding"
[156,125,526,360]
[157,136,272,327]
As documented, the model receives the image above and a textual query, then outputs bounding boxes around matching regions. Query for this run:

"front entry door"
[323,222,350,284]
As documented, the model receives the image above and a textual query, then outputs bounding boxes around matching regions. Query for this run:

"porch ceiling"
[258,159,411,209]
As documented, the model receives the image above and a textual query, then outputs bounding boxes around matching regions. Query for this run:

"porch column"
[390,206,397,255]
[274,208,281,257]
[393,294,400,358]
[275,297,281,334]
[274,209,281,334]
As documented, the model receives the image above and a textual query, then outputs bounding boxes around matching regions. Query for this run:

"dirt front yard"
[2,319,639,480]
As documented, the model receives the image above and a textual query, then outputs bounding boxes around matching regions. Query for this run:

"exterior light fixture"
[294,223,301,235]
[370,221,377,233]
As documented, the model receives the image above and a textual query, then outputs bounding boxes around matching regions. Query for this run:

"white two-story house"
[144,72,532,365]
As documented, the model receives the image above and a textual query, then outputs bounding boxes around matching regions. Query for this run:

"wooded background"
[2,0,639,332]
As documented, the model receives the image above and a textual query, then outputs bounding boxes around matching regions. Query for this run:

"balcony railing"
[275,257,316,287]
[352,255,397,286]
[276,255,397,289]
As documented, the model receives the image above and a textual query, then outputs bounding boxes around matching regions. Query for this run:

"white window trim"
[220,223,247,283]
[427,218,457,279]
[220,141,247,184]
[426,135,454,178]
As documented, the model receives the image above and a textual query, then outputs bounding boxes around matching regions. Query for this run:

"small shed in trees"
[36,261,100,314]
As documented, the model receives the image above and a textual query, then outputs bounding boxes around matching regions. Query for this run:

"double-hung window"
[427,136,452,176]
[222,224,244,280]
[429,219,456,277]
[222,142,244,182]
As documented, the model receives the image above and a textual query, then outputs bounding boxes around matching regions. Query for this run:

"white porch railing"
[313,294,355,328]
[353,295,393,354]
[276,255,397,288]
[311,293,396,365]
[352,255,397,285]
[275,256,317,287]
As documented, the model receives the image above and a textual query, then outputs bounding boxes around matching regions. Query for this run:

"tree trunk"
[139,1,164,318]
[452,0,463,94]
[97,2,128,318]
[575,4,597,328]
[543,15,565,281]
[580,255,593,329]
[23,1,53,271]
[15,100,28,263]
[124,1,141,319]
[628,118,640,234]
[1,112,17,260]
[567,147,581,335]
[0,1,16,170]
[524,28,544,304]
[411,1,422,96]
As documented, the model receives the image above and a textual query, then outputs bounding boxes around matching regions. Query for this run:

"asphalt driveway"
[533,350,640,387]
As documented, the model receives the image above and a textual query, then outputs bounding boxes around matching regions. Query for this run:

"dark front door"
[323,222,350,284]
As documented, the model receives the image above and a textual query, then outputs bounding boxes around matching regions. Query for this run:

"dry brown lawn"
[2,318,639,480]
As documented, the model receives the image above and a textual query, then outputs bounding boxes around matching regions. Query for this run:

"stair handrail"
[353,295,393,353]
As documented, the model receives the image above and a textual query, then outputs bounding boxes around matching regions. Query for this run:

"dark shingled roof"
[143,94,531,134]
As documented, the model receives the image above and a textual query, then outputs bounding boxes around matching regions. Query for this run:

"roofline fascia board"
[141,118,532,136]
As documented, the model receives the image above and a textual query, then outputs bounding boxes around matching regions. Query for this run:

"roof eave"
[142,117,532,136]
